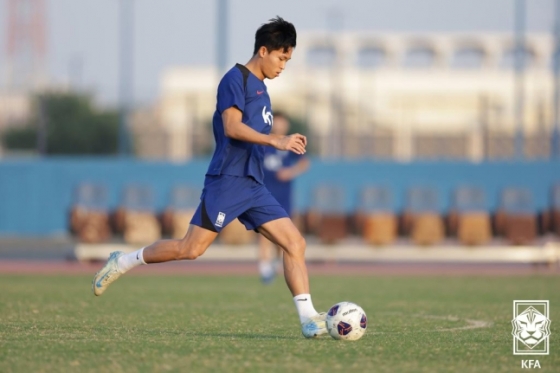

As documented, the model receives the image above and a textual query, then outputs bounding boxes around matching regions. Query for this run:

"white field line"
[368,313,493,334]
[412,314,493,331]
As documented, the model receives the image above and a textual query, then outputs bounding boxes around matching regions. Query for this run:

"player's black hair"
[253,16,297,55]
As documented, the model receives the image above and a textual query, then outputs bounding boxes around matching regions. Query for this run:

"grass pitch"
[0,272,558,372]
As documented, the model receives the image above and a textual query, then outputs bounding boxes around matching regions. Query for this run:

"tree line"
[2,92,120,155]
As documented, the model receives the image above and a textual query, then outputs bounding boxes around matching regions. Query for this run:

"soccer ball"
[326,301,367,341]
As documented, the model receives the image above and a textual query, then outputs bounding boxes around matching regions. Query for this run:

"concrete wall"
[0,158,558,235]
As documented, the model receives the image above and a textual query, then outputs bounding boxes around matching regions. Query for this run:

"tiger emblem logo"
[512,306,551,350]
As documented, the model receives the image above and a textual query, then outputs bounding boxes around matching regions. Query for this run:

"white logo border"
[512,300,550,356]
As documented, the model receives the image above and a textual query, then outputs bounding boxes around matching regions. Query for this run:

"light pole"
[118,0,134,156]
[553,0,560,159]
[216,0,228,75]
[327,8,343,159]
[514,0,526,160]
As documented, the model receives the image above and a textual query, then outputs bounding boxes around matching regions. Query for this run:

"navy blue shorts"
[190,175,289,232]
[265,185,292,216]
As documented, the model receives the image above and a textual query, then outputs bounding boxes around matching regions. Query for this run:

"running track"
[0,260,558,276]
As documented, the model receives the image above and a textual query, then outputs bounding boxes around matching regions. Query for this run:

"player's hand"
[276,168,294,182]
[272,133,307,155]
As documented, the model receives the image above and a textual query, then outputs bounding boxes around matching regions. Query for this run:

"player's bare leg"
[92,225,217,296]
[142,224,218,263]
[257,234,281,283]
[258,218,327,338]
[258,218,308,294]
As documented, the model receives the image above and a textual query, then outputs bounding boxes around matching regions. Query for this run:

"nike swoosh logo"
[297,298,308,301]
[95,272,109,288]
[256,90,264,95]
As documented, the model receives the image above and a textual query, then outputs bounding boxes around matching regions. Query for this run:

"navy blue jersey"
[206,64,273,184]
[263,146,304,215]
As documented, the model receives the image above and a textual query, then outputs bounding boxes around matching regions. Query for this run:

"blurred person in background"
[259,111,309,283]
[92,16,329,339]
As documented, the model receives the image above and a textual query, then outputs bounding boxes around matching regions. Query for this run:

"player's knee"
[177,248,202,260]
[176,242,205,260]
[285,234,306,257]
[296,235,307,255]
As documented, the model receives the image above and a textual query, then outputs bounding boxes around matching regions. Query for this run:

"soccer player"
[259,111,309,284]
[92,16,327,338]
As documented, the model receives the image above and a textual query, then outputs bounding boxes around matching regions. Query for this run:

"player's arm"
[222,107,307,155]
[276,157,310,182]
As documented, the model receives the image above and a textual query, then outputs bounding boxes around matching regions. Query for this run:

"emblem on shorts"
[215,212,226,227]
[512,300,550,355]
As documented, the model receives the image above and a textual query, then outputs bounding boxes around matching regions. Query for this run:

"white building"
[135,31,556,161]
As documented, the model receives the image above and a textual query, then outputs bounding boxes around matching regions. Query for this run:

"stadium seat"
[498,188,537,245]
[69,183,111,243]
[310,185,348,244]
[363,213,398,246]
[123,212,161,244]
[457,213,491,246]
[161,185,199,239]
[119,185,162,244]
[411,213,445,246]
[357,186,397,246]
[451,186,492,246]
[505,214,537,245]
[318,214,349,244]
[405,187,444,246]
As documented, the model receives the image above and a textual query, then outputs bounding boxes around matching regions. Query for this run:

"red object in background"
[6,0,47,89]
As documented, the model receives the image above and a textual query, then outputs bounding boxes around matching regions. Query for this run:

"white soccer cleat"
[92,251,125,296]
[301,312,328,338]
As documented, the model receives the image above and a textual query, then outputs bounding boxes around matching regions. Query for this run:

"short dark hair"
[253,16,297,55]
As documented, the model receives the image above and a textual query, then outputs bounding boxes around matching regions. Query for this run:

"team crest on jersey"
[262,106,273,126]
[215,212,226,227]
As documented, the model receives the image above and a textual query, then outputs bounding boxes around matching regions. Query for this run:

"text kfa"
[521,360,541,369]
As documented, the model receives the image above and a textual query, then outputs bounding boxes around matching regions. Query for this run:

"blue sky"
[0,0,556,105]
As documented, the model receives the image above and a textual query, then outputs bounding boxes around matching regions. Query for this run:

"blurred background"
[0,0,559,263]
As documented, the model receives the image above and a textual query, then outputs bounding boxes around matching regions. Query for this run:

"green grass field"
[0,273,558,372]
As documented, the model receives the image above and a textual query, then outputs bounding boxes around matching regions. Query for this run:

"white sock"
[117,248,147,273]
[258,260,274,278]
[293,293,318,323]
